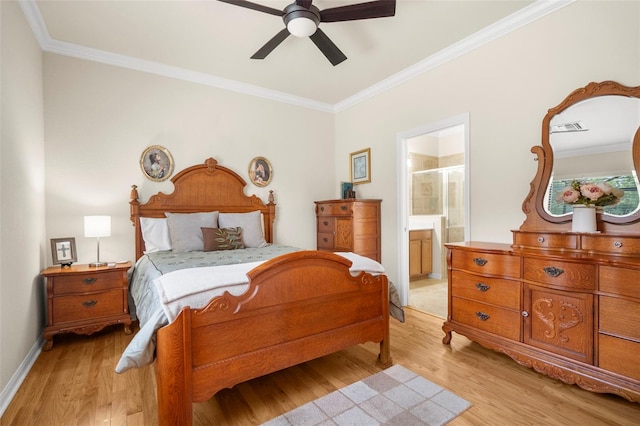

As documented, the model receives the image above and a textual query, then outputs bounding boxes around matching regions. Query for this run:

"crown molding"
[19,0,573,114]
[334,0,574,112]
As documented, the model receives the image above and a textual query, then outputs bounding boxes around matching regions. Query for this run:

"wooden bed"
[129,157,392,425]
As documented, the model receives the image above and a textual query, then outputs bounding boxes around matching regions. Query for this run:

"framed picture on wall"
[350,148,371,185]
[248,156,273,187]
[140,145,174,182]
[50,237,77,266]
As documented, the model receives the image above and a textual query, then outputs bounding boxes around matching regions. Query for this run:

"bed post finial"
[130,185,139,202]
[268,190,275,204]
[205,157,218,171]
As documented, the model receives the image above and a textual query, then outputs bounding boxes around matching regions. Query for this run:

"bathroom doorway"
[398,117,469,318]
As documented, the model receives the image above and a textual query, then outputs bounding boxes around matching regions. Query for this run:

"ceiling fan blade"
[218,0,284,16]
[309,28,347,66]
[251,28,290,59]
[320,0,395,22]
[295,0,313,9]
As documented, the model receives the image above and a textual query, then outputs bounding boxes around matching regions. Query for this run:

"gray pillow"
[218,211,267,248]
[165,211,219,252]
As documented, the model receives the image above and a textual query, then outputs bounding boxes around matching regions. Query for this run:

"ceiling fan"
[218,0,396,66]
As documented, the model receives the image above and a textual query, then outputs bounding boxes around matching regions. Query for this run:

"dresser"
[444,234,640,403]
[315,199,381,262]
[41,262,133,350]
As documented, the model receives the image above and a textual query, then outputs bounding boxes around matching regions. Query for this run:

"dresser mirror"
[521,81,640,234]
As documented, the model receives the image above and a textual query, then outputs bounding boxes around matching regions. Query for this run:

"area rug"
[262,364,471,426]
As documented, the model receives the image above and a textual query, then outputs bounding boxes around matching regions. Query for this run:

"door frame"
[395,113,470,306]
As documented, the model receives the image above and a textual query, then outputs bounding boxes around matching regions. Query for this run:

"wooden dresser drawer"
[451,250,520,278]
[599,334,640,381]
[513,231,578,250]
[53,289,124,323]
[316,202,352,216]
[317,233,334,249]
[599,296,640,341]
[581,235,640,256]
[451,271,521,310]
[523,258,595,290]
[599,266,640,298]
[317,217,336,233]
[452,297,521,340]
[53,272,122,295]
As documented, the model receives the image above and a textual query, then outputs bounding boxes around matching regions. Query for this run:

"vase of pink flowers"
[556,180,624,232]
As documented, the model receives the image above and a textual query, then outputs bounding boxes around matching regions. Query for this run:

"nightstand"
[41,262,133,350]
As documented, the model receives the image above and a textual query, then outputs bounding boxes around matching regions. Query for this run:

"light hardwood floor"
[2,308,639,425]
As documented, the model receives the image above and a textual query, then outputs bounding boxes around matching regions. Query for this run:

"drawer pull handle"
[320,206,325,212]
[543,266,564,277]
[323,238,328,243]
[537,236,545,243]
[522,311,529,318]
[82,300,98,308]
[473,258,488,266]
[82,278,97,285]
[475,283,490,292]
[614,241,623,248]
[323,221,328,226]
[340,205,347,211]
[475,311,490,321]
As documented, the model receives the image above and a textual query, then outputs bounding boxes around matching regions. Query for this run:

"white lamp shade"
[84,215,111,238]
[287,17,317,37]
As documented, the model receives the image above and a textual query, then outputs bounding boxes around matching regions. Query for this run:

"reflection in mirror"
[545,95,640,219]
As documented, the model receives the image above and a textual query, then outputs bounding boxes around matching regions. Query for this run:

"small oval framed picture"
[140,145,174,182]
[248,157,273,187]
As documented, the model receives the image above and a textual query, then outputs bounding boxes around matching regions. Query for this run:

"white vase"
[572,205,598,233]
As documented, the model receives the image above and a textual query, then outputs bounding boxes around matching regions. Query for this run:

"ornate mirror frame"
[520,81,640,235]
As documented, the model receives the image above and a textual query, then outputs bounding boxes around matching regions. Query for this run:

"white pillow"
[165,211,219,252]
[218,211,267,248]
[140,217,172,253]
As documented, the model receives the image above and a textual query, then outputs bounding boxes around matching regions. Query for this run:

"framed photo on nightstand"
[50,237,77,266]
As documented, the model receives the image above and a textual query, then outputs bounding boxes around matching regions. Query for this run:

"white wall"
[0,0,46,412]
[43,55,336,264]
[334,0,640,300]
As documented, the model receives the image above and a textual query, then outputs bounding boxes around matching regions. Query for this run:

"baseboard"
[0,336,44,417]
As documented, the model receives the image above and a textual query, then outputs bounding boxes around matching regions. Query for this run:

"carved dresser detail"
[444,81,640,403]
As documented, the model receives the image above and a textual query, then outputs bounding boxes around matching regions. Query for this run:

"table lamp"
[84,215,111,267]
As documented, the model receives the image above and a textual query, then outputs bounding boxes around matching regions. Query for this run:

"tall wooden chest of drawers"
[41,262,133,350]
[315,199,381,262]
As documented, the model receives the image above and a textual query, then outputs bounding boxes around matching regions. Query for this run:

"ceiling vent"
[550,121,589,133]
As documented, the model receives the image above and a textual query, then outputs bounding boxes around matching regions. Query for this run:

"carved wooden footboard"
[155,250,391,425]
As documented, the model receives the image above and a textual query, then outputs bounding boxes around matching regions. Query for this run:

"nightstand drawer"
[53,289,123,323]
[53,272,122,295]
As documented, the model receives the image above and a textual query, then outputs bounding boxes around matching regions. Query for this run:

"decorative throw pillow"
[165,211,219,252]
[218,211,267,248]
[201,227,245,251]
[140,217,172,253]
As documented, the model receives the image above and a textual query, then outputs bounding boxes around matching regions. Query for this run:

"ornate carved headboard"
[130,157,276,260]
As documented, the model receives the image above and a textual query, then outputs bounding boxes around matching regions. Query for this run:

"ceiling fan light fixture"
[283,4,320,37]
[287,16,317,37]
